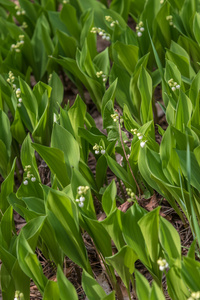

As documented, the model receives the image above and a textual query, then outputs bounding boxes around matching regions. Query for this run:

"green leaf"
[102,180,116,216]
[167,266,190,300]
[150,282,165,300]
[181,257,200,291]
[106,154,135,189]
[57,265,78,300]
[20,216,46,250]
[105,245,137,289]
[122,203,151,267]
[135,270,151,300]
[159,217,181,264]
[46,189,92,274]
[32,143,70,188]
[175,91,193,131]
[0,205,14,248]
[17,232,48,293]
[82,215,112,258]
[43,281,60,300]
[60,4,80,40]
[102,209,125,251]
[0,158,16,213]
[138,67,153,124]
[176,150,200,191]
[138,207,160,265]
[19,78,38,129]
[82,270,106,300]
[102,79,118,116]
[51,123,80,179]
[113,42,139,75]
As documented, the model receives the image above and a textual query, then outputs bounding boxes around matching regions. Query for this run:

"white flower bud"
[80,196,85,202]
[23,180,28,185]
[31,177,36,182]
[18,98,22,103]
[137,32,142,37]
[101,149,106,155]
[171,86,176,91]
[95,150,99,154]
[176,84,180,89]
[140,27,145,32]
[78,202,84,207]
[140,141,147,148]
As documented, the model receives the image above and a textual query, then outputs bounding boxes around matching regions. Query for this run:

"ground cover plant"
[0,0,200,299]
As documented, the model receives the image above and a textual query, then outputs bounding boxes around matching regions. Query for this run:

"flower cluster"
[188,292,200,300]
[157,257,169,271]
[23,165,36,185]
[96,71,107,82]
[136,21,145,37]
[16,88,23,107]
[21,22,28,29]
[75,186,89,207]
[14,291,24,300]
[90,27,110,41]
[15,5,26,16]
[168,78,180,91]
[93,144,106,155]
[11,35,25,53]
[105,15,119,27]
[131,128,147,148]
[7,71,16,89]
[126,188,136,202]
[166,15,173,26]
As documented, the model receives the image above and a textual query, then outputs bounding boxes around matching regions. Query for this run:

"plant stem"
[118,117,141,199]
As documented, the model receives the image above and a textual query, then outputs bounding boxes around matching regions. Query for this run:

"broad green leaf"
[51,123,80,179]
[193,12,200,45]
[43,281,60,300]
[176,150,200,191]
[82,215,112,258]
[102,79,118,116]
[159,217,181,264]
[20,216,46,250]
[138,207,160,266]
[102,209,125,251]
[19,78,38,129]
[0,206,14,248]
[138,67,153,124]
[57,265,78,300]
[167,266,190,300]
[46,189,92,274]
[32,143,70,188]
[11,260,30,300]
[68,94,86,141]
[0,109,11,157]
[106,154,135,189]
[122,203,151,267]
[181,257,200,291]
[0,158,16,213]
[150,282,165,300]
[135,270,151,300]
[60,4,80,40]
[82,270,106,300]
[21,134,40,180]
[105,245,137,289]
[102,180,116,216]
[17,232,48,293]
[175,91,192,131]
[10,108,26,144]
[40,218,63,266]
[113,42,139,75]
